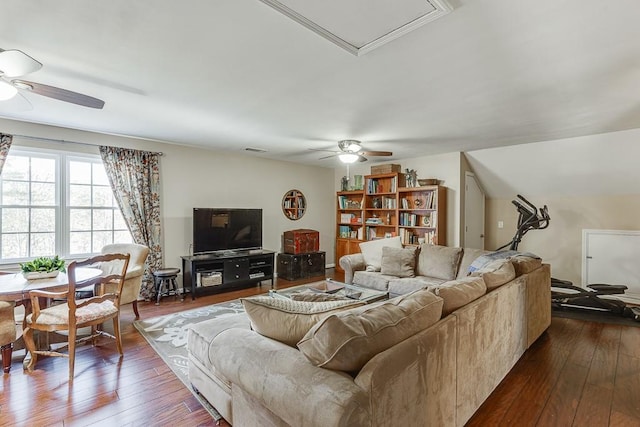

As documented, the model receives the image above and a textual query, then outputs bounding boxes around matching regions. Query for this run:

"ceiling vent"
[259,0,453,56]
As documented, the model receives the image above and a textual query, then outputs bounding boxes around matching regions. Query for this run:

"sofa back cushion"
[469,259,516,290]
[429,276,487,316]
[359,236,403,271]
[241,297,363,347]
[510,255,542,276]
[380,246,418,278]
[456,248,490,279]
[297,290,443,372]
[417,244,463,280]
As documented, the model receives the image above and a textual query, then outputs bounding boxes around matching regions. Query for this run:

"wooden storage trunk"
[277,252,326,281]
[283,229,319,254]
[370,163,401,174]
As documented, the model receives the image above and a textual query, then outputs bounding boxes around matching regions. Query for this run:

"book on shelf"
[366,226,377,240]
[340,213,355,223]
[339,225,351,238]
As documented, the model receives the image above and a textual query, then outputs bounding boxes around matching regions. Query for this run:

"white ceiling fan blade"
[0,49,42,77]
[318,153,338,160]
[13,79,105,109]
[308,147,339,154]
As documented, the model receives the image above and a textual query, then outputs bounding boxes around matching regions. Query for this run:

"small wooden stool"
[153,268,181,305]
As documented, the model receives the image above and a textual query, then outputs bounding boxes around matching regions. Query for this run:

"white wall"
[334,152,463,246]
[466,128,640,284]
[0,119,336,276]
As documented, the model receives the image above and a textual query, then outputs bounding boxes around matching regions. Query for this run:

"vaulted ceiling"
[1,0,640,167]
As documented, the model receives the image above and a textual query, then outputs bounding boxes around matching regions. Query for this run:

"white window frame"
[0,147,130,266]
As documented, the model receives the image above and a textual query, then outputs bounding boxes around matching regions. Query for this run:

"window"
[0,148,132,262]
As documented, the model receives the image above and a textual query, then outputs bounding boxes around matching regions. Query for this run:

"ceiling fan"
[313,139,392,163]
[0,48,105,109]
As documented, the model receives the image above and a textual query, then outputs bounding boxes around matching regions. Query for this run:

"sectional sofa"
[187,241,551,426]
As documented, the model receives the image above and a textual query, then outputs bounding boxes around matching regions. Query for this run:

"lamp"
[338,153,359,163]
[0,81,17,101]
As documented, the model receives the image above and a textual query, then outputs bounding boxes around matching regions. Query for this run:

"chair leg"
[132,300,140,319]
[22,327,38,372]
[113,315,123,355]
[2,342,13,373]
[68,327,77,381]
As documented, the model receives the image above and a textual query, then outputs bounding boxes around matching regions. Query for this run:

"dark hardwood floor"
[1,271,639,427]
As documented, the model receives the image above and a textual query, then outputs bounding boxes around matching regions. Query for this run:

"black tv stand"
[181,249,275,299]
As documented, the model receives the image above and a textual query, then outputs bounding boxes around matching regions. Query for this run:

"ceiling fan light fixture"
[0,80,17,100]
[338,139,362,153]
[339,153,359,163]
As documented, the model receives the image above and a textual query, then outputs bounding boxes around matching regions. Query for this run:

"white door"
[582,229,640,304]
[464,172,485,249]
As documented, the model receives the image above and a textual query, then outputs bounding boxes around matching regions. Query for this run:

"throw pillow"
[429,276,487,316]
[359,236,403,272]
[469,258,516,290]
[380,246,417,278]
[240,297,362,347]
[416,244,463,280]
[297,289,443,372]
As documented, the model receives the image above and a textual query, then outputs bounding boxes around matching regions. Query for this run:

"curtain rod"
[12,134,164,156]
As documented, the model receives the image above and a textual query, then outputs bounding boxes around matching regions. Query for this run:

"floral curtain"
[0,133,13,175]
[99,146,162,300]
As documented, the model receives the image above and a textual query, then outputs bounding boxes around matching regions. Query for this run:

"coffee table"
[269,279,388,304]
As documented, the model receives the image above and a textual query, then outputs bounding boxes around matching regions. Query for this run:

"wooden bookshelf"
[335,190,365,272]
[335,174,447,271]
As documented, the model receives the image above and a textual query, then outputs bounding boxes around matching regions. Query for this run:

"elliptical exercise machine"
[496,194,550,251]
[499,195,639,321]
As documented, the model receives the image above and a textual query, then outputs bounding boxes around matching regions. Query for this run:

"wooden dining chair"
[22,253,130,380]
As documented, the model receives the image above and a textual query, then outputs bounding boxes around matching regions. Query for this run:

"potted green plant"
[20,255,66,280]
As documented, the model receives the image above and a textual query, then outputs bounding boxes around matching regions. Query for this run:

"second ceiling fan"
[317,140,392,163]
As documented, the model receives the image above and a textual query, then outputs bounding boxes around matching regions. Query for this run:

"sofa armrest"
[339,253,366,284]
[211,328,370,427]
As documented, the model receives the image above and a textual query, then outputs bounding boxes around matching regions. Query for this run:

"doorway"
[464,172,485,249]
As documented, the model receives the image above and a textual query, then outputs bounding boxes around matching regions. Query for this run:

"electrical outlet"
[498,221,504,229]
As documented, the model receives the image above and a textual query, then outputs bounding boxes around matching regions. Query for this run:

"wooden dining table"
[0,268,103,370]
[0,268,103,303]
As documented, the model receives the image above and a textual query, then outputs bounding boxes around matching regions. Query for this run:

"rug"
[133,300,245,422]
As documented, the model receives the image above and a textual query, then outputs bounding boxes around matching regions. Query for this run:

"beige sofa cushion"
[417,244,463,280]
[353,271,396,291]
[470,259,516,290]
[429,276,487,316]
[456,248,490,279]
[359,236,403,271]
[241,297,362,347]
[380,246,417,278]
[510,255,542,276]
[387,276,447,296]
[298,290,443,372]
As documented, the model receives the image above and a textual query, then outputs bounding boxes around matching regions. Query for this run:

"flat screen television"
[192,208,263,254]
